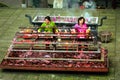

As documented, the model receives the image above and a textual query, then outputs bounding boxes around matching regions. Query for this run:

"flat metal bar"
[4,57,104,62]
[10,49,101,53]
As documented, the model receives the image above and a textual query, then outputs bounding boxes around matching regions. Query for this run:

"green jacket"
[38,21,57,32]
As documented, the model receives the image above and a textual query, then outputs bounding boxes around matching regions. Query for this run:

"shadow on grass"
[1,69,109,76]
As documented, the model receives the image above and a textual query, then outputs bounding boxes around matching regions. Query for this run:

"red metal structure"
[0,15,108,72]
[0,28,108,72]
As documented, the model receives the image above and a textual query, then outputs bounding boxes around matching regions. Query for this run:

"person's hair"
[78,17,85,25]
[44,16,51,21]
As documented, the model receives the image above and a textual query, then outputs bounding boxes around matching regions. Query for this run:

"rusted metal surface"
[0,28,109,72]
[0,65,108,72]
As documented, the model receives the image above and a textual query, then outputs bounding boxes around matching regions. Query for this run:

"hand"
[46,26,48,28]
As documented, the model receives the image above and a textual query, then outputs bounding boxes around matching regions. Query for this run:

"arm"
[37,23,46,32]
[38,27,42,32]
[51,21,58,33]
[74,24,80,32]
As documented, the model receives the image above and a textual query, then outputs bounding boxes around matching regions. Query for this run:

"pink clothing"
[74,23,87,33]
[74,23,88,38]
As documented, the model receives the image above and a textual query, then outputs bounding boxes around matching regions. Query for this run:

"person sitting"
[74,17,88,33]
[38,16,57,33]
[38,16,58,49]
[74,17,88,38]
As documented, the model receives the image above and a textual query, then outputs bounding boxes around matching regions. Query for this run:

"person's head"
[78,17,85,25]
[44,16,51,24]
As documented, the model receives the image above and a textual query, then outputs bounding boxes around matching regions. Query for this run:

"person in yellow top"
[38,16,58,33]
